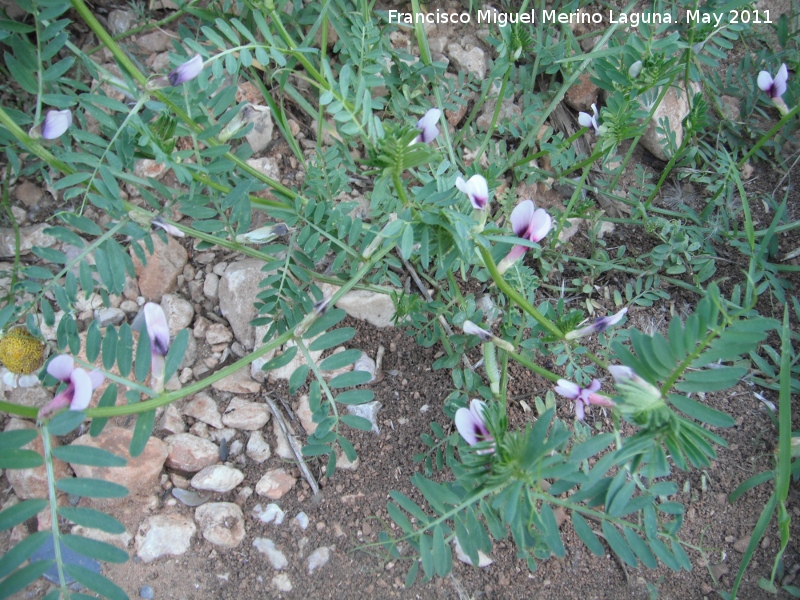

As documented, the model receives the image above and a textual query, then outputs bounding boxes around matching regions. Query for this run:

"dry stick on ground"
[263,394,320,496]
[396,250,474,371]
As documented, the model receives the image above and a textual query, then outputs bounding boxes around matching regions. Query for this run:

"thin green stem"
[473,64,513,165]
[409,0,457,168]
[40,422,70,597]
[776,306,792,503]
[393,171,411,206]
[550,164,591,247]
[738,102,800,168]
[77,96,148,215]
[607,78,675,195]
[33,1,44,125]
[297,338,339,422]
[508,350,560,383]
[69,0,299,202]
[478,246,564,339]
[85,1,201,55]
[510,129,586,170]
[0,173,21,305]
[643,134,690,208]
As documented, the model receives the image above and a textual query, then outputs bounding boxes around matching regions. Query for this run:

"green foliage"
[0,0,797,595]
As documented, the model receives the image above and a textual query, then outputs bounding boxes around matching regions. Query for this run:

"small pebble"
[295,512,309,530]
[140,585,154,599]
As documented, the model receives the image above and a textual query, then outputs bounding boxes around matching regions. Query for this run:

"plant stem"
[738,102,800,168]
[478,246,564,339]
[508,350,560,382]
[40,422,70,597]
[393,171,411,206]
[69,0,299,202]
[472,64,513,165]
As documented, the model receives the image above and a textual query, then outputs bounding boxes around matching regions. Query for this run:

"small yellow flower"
[0,326,46,375]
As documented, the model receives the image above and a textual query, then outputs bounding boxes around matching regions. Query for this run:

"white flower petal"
[69,368,93,411]
[41,109,72,140]
[554,379,581,399]
[415,108,441,143]
[18,374,40,388]
[169,55,204,86]
[3,371,18,388]
[757,71,774,93]
[774,63,789,97]
[463,320,491,340]
[454,407,480,445]
[144,303,170,357]
[608,365,634,382]
[88,369,105,390]
[47,355,75,382]
[528,209,552,242]
[510,200,536,237]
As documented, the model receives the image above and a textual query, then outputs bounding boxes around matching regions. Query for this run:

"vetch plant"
[0,0,796,597]
[496,200,553,274]
[455,174,489,210]
[565,307,628,340]
[578,103,600,135]
[757,63,790,115]
[414,108,442,144]
[30,109,72,140]
[553,378,615,421]
[151,216,185,238]
[38,355,104,419]
[168,54,204,86]
[142,303,170,394]
[454,399,494,451]
[462,320,514,352]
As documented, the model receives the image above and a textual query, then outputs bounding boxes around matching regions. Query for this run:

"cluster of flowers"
[32,55,204,140]
[575,61,792,137]
[37,302,172,419]
[455,363,648,451]
[412,106,634,443]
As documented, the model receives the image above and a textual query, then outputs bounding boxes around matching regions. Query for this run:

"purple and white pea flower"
[169,55,204,86]
[144,302,170,393]
[38,355,104,419]
[152,216,185,238]
[554,378,615,420]
[496,200,553,274]
[757,64,790,116]
[455,175,489,210]
[454,399,494,451]
[758,64,789,99]
[462,320,514,352]
[578,103,600,135]
[31,109,72,140]
[234,223,289,245]
[565,307,628,340]
[415,108,442,144]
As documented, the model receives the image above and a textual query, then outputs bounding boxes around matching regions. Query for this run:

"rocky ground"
[2,0,800,599]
